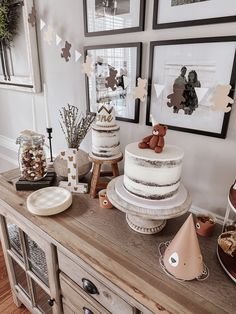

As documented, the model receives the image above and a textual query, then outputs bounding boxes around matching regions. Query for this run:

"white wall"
[0,0,236,216]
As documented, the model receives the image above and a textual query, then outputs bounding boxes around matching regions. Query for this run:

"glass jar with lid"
[16,130,47,181]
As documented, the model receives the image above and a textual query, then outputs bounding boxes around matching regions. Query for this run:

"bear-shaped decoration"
[105,68,118,91]
[82,56,94,77]
[61,41,72,62]
[28,6,36,27]
[211,85,234,113]
[133,78,148,102]
[139,124,167,153]
[167,85,185,113]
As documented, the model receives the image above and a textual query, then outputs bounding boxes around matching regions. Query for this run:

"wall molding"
[0,135,18,166]
[191,205,224,225]
[0,135,18,152]
[0,152,18,166]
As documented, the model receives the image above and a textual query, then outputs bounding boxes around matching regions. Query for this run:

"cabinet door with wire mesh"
[2,215,61,314]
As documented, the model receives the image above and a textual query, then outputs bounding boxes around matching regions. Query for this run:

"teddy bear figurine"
[139,124,167,153]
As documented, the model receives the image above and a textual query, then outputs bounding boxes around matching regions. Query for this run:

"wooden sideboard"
[0,169,235,314]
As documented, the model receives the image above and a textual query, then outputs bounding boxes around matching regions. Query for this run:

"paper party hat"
[163,214,204,281]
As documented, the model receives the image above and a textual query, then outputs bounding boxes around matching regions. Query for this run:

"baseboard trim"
[191,205,224,225]
[0,135,18,152]
[0,152,18,166]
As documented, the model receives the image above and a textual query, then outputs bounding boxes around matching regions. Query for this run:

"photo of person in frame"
[171,0,209,6]
[169,67,201,115]
[95,0,130,18]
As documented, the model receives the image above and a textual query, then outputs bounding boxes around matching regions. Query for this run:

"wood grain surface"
[0,169,235,314]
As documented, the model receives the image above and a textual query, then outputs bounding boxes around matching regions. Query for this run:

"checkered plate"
[27,187,72,216]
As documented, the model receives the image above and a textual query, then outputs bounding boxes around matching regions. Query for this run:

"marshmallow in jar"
[16,130,47,181]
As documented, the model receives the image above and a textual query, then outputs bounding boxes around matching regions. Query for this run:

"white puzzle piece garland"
[133,78,148,101]
[82,56,94,77]
[59,149,88,193]
[211,85,234,113]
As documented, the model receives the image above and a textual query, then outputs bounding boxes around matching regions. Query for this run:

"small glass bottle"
[16,131,47,181]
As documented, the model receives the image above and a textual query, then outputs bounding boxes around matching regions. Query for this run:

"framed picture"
[153,0,236,29]
[146,37,236,138]
[83,0,145,36]
[84,42,142,123]
[0,0,41,93]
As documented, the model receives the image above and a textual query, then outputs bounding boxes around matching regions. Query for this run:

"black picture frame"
[85,42,142,123]
[83,0,145,37]
[153,0,236,30]
[146,37,236,139]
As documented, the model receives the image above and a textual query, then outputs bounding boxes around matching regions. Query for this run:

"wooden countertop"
[0,169,235,314]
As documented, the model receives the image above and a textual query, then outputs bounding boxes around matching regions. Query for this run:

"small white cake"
[91,104,121,159]
[96,104,116,127]
[123,143,184,200]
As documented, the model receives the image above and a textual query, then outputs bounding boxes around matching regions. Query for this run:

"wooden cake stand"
[89,153,123,198]
[107,176,192,234]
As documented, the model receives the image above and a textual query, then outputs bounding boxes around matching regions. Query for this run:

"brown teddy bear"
[139,124,167,153]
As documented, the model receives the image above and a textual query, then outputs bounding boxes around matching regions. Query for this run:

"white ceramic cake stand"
[107,176,192,234]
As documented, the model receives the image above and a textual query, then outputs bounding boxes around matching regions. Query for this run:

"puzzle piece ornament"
[28,6,36,27]
[211,85,234,113]
[105,68,118,91]
[61,41,72,62]
[82,56,94,77]
[133,78,147,102]
[167,85,185,113]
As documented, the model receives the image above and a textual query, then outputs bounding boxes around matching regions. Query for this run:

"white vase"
[53,148,92,179]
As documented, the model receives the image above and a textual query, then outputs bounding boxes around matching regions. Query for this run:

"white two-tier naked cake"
[91,103,121,159]
[107,141,191,234]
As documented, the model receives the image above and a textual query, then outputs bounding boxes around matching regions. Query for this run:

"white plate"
[115,176,187,210]
[27,187,72,216]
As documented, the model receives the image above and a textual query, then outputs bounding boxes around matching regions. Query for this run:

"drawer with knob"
[60,273,110,314]
[58,250,135,314]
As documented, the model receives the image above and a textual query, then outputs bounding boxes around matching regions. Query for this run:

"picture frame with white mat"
[146,36,236,138]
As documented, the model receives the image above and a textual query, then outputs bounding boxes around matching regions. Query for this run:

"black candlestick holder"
[46,127,53,162]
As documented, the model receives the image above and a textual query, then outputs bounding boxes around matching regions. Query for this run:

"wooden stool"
[89,154,123,198]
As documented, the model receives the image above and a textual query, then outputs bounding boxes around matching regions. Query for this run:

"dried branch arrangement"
[59,104,96,149]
